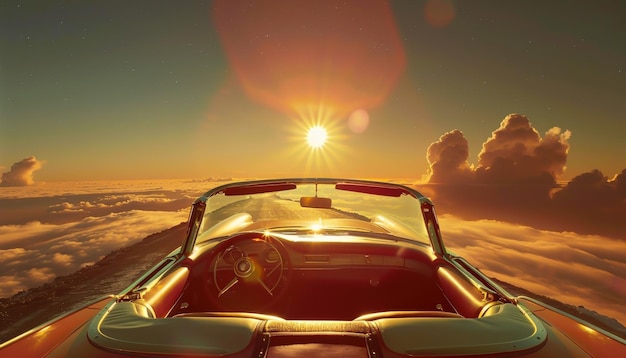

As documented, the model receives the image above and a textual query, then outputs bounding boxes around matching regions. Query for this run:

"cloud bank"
[0,180,227,298]
[0,210,189,298]
[441,215,626,329]
[421,113,626,239]
[0,157,44,187]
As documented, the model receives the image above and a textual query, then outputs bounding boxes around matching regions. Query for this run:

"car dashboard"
[176,231,454,320]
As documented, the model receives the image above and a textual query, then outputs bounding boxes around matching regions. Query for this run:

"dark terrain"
[1,222,624,344]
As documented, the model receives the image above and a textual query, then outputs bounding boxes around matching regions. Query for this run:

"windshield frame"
[181,178,446,256]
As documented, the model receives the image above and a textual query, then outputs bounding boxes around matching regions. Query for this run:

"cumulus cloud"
[426,113,570,186]
[421,113,625,239]
[425,129,473,184]
[0,156,44,187]
[441,215,626,328]
[477,114,570,179]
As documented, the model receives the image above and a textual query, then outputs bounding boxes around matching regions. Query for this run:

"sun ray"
[278,103,350,177]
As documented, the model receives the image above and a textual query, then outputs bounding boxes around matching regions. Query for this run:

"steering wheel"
[204,232,291,310]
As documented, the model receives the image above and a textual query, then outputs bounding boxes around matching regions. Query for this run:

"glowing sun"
[306,126,328,149]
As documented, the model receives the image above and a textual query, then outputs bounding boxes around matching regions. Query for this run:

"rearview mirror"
[300,196,332,209]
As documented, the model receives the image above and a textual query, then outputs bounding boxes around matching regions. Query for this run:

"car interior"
[136,232,502,321]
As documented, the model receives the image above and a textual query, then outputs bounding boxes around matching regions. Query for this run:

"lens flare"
[213,0,405,118]
[348,109,370,133]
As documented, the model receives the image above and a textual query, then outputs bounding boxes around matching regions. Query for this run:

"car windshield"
[193,180,432,247]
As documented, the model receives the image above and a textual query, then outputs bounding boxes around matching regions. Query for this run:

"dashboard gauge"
[221,246,244,264]
[264,249,280,264]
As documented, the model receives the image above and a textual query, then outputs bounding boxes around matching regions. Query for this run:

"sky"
[1,0,625,181]
[0,0,625,333]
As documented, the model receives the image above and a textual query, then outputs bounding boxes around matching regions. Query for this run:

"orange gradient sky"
[2,0,626,338]
[1,1,625,182]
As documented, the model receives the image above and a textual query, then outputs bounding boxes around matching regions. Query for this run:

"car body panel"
[0,296,113,357]
[519,297,626,356]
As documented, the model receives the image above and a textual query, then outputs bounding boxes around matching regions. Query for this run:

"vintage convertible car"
[2,178,625,357]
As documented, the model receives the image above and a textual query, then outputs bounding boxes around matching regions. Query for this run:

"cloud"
[0,248,31,264]
[52,252,74,267]
[476,114,570,180]
[441,215,626,327]
[26,267,56,285]
[0,180,227,297]
[48,194,191,213]
[425,113,570,186]
[420,113,625,239]
[1,190,198,226]
[189,177,235,183]
[0,156,45,187]
[425,129,473,184]
[0,210,189,298]
[549,169,626,237]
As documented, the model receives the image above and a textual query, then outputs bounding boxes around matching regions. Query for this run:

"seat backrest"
[354,310,463,321]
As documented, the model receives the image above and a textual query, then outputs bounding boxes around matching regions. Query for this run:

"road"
[202,196,363,228]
